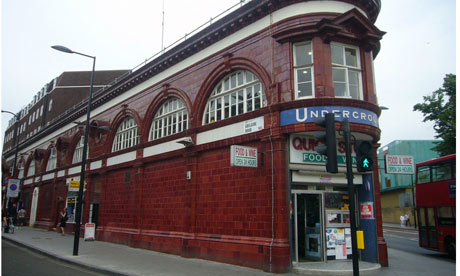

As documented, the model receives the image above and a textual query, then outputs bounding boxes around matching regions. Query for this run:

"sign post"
[7,179,21,198]
[343,119,360,276]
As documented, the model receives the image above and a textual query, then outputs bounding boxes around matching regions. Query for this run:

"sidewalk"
[382,222,418,232]
[2,226,382,276]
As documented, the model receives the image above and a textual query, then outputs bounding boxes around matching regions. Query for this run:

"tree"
[413,74,456,156]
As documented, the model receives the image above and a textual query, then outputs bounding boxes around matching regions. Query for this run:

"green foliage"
[413,74,456,156]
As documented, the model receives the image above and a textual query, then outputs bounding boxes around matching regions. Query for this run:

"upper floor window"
[18,161,24,179]
[72,136,88,164]
[331,43,362,100]
[149,98,188,141]
[293,41,314,98]
[27,160,35,177]
[203,70,266,125]
[46,148,57,171]
[112,117,139,152]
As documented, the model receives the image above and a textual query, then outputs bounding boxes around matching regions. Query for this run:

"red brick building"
[2,0,387,273]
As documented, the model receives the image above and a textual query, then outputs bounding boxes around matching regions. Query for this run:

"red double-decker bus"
[415,154,456,258]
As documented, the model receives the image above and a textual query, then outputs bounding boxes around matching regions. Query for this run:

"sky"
[1,0,457,151]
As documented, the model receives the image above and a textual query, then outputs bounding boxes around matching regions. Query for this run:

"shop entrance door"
[294,193,323,262]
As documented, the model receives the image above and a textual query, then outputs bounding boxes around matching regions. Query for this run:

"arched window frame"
[112,117,139,152]
[72,136,88,164]
[202,70,266,125]
[18,161,25,179]
[149,97,188,141]
[46,147,57,171]
[27,160,35,177]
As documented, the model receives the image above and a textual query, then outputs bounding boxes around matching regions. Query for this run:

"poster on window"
[335,242,347,260]
[67,197,76,223]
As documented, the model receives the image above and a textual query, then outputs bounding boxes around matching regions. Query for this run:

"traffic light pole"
[343,118,360,276]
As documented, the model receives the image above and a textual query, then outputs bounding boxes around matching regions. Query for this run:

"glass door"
[294,193,323,263]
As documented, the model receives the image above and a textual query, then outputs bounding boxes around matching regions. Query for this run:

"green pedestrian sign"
[363,158,370,168]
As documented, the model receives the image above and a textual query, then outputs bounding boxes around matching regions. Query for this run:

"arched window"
[72,136,88,164]
[46,148,57,171]
[149,97,188,141]
[112,117,139,152]
[203,70,266,125]
[27,160,35,177]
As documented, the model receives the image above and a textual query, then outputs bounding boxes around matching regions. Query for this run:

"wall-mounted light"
[177,136,194,147]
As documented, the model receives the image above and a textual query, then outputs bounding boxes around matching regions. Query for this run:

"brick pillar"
[261,133,290,273]
[181,148,198,258]
[97,171,109,240]
[134,163,145,248]
[50,173,59,230]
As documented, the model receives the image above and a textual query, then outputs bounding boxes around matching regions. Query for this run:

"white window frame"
[46,148,57,171]
[149,98,189,141]
[72,136,88,164]
[293,41,315,99]
[49,99,53,111]
[112,117,139,152]
[202,70,266,125]
[18,161,24,179]
[27,160,35,177]
[331,42,363,100]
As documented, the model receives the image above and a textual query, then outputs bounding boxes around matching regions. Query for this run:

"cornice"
[272,9,385,56]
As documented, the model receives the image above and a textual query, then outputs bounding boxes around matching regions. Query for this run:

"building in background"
[377,140,440,225]
[2,69,130,206]
[2,0,386,272]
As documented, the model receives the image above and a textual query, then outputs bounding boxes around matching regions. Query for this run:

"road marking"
[383,229,418,235]
[383,233,419,241]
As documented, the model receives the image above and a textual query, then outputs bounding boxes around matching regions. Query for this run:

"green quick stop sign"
[303,153,356,165]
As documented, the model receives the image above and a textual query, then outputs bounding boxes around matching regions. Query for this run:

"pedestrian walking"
[8,203,18,226]
[59,207,68,236]
[2,208,8,232]
[405,213,411,227]
[400,215,406,227]
[17,208,26,226]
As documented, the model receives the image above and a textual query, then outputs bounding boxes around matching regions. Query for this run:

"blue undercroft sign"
[281,106,379,127]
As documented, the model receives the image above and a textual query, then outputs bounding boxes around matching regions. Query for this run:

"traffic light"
[314,113,338,173]
[354,140,374,172]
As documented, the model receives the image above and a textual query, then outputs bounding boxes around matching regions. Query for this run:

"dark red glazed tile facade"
[3,0,386,273]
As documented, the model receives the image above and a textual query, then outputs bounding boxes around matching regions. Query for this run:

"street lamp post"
[2,110,20,209]
[52,45,96,256]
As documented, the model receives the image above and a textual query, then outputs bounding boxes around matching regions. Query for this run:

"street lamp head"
[96,126,112,132]
[51,45,74,54]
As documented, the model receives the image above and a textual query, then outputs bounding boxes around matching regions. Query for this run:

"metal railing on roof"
[129,0,249,73]
[47,0,250,125]
[5,0,251,155]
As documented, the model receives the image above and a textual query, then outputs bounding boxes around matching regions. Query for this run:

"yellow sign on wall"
[69,181,87,191]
